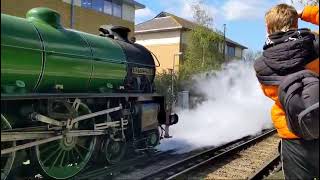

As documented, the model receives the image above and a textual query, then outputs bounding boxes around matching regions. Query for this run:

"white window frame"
[79,0,123,19]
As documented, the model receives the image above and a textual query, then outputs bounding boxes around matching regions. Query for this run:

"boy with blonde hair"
[254,4,319,179]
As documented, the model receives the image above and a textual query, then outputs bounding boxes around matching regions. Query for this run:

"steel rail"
[73,150,177,180]
[141,129,276,180]
[248,153,281,180]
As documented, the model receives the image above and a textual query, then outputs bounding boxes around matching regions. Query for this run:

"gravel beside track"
[188,134,280,179]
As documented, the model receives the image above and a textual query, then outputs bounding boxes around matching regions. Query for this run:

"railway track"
[196,132,280,179]
[73,149,177,180]
[7,150,176,180]
[248,153,281,180]
[9,129,278,180]
[140,129,277,180]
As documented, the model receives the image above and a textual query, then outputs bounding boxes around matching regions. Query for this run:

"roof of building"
[123,0,145,9]
[135,16,182,33]
[225,37,247,49]
[155,12,197,29]
[135,11,247,49]
[135,12,195,33]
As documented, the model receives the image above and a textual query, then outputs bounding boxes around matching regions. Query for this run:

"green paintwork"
[29,19,93,92]
[1,7,128,94]
[75,31,127,92]
[1,14,43,94]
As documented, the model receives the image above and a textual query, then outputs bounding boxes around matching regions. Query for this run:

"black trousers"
[281,138,319,180]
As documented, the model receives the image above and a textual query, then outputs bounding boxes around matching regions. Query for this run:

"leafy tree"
[179,1,224,80]
[154,70,180,108]
[155,0,225,107]
[179,27,224,80]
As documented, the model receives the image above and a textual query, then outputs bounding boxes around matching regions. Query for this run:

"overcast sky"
[135,0,317,51]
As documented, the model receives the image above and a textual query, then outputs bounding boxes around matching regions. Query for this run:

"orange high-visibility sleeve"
[271,103,299,139]
[305,58,319,75]
[258,84,299,139]
[301,6,319,25]
[260,84,279,102]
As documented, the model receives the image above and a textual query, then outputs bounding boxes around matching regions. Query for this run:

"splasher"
[158,60,274,153]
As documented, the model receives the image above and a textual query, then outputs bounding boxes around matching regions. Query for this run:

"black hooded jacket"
[254,28,319,85]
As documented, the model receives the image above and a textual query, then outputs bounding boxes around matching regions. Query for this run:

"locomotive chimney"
[99,25,131,43]
[26,7,62,29]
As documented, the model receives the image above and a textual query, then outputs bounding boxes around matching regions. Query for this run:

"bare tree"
[243,50,262,62]
[191,0,213,27]
[291,0,319,5]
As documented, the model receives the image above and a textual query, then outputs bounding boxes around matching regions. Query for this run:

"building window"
[104,0,112,14]
[113,1,122,18]
[227,46,235,57]
[81,0,122,18]
[81,0,92,8]
[92,0,104,12]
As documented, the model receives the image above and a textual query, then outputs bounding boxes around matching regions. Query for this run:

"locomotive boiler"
[1,7,178,180]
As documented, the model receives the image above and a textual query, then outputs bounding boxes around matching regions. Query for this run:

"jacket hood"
[261,28,317,74]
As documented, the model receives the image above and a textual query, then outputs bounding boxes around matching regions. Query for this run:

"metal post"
[70,0,74,28]
[168,69,173,101]
[223,24,226,61]
[172,52,183,104]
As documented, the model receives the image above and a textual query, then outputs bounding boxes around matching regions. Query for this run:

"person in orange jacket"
[300,5,319,26]
[254,4,319,179]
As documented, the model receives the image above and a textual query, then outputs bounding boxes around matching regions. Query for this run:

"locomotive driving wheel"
[1,114,16,180]
[146,129,160,148]
[105,137,127,164]
[34,101,96,179]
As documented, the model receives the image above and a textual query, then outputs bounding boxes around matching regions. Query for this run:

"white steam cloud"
[158,60,274,153]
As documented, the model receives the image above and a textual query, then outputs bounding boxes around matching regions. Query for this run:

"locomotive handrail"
[2,43,158,68]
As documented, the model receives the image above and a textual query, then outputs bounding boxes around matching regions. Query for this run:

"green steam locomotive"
[1,7,178,180]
